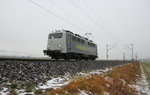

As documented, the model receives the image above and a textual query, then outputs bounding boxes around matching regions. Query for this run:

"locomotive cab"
[47,33,64,51]
[43,30,67,59]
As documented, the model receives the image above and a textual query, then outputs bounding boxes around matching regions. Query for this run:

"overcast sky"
[0,0,150,59]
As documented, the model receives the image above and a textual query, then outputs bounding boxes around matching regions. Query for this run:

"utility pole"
[106,44,117,60]
[123,53,126,60]
[106,45,109,60]
[126,44,134,60]
[131,44,133,60]
[135,53,137,61]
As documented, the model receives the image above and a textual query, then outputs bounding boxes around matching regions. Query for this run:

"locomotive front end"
[43,31,66,59]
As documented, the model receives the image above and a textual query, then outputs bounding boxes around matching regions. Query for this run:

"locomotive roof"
[51,29,95,43]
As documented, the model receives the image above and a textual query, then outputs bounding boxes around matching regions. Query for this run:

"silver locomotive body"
[43,30,98,60]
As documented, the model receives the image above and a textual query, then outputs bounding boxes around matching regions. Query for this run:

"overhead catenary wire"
[27,0,87,33]
[69,0,107,33]
[82,0,107,31]
[28,0,117,42]
[83,0,108,25]
[68,0,121,44]
[47,0,95,32]
[82,0,119,42]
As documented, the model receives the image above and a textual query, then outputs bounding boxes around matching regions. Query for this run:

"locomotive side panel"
[66,34,97,57]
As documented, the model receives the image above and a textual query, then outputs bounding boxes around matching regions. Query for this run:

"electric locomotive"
[43,29,98,60]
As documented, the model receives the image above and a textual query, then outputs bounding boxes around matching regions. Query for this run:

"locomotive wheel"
[92,57,96,60]
[78,56,81,60]
[75,54,81,60]
[75,57,78,60]
[85,58,88,61]
[52,55,59,60]
[55,56,59,60]
[64,54,70,60]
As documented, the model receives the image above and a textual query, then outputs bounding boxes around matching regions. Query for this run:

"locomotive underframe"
[43,50,97,60]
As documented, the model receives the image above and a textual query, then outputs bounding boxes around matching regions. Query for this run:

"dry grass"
[39,62,141,95]
[7,90,17,95]
[141,62,150,88]
[107,62,141,95]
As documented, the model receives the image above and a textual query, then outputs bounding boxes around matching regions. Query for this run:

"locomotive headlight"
[58,44,61,47]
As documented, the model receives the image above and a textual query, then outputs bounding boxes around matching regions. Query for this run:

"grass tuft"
[25,82,35,92]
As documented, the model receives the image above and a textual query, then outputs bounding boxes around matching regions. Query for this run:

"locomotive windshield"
[49,33,63,39]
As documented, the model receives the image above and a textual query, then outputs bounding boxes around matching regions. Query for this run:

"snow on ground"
[0,88,34,95]
[17,90,34,95]
[0,88,8,95]
[89,68,111,75]
[131,64,150,95]
[77,68,111,76]
[77,90,109,95]
[77,90,89,95]
[38,75,71,89]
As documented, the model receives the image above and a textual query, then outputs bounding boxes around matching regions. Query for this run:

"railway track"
[0,57,132,62]
[0,57,55,61]
[0,57,133,84]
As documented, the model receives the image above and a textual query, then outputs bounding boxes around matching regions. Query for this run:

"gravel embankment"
[0,60,130,84]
